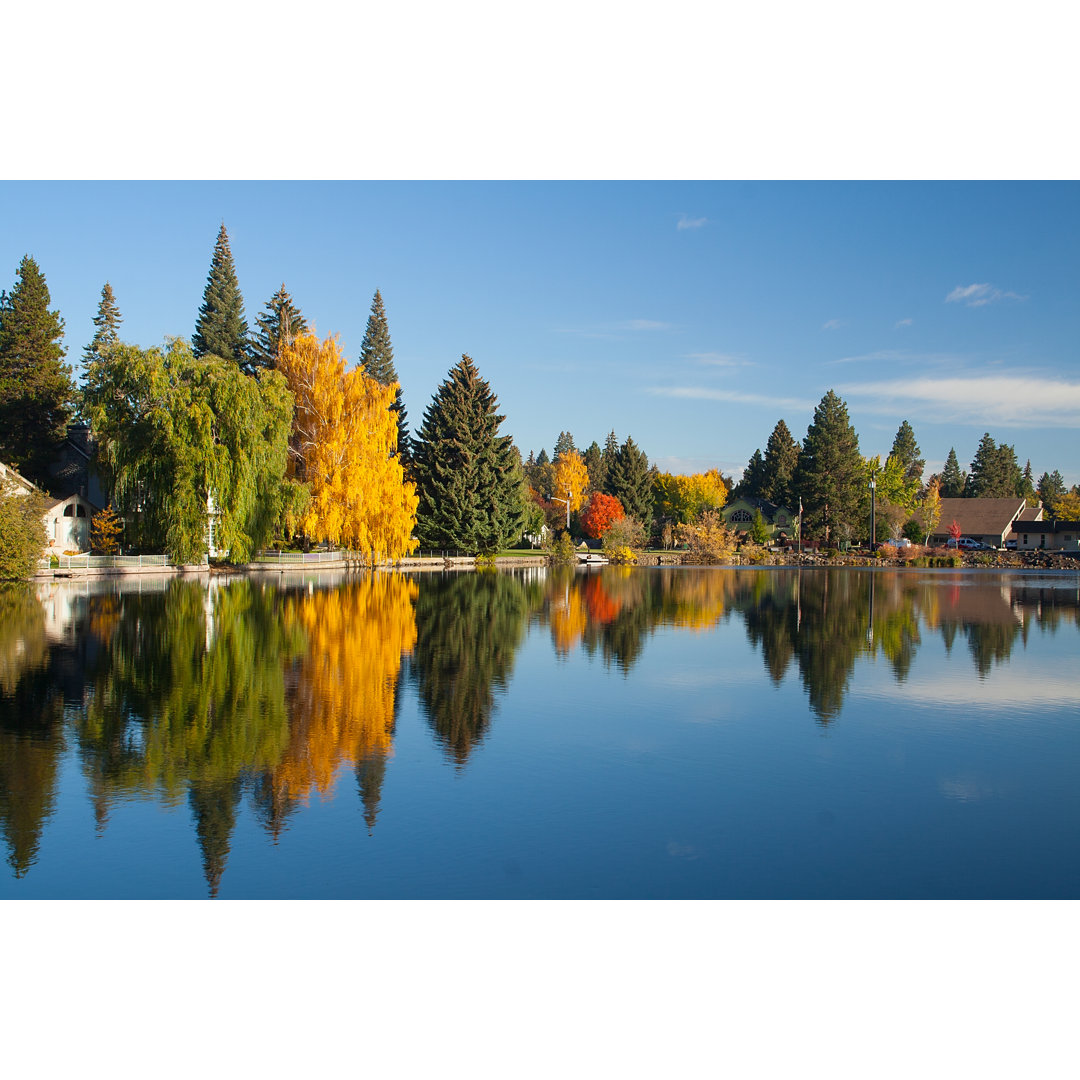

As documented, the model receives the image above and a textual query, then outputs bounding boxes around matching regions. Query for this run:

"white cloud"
[553,318,672,337]
[686,351,748,367]
[822,318,845,330]
[676,214,707,230]
[945,283,1026,307]
[648,386,816,411]
[837,373,1080,427]
[895,317,913,328]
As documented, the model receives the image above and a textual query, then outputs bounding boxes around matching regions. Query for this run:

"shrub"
[606,544,637,565]
[675,510,736,563]
[0,487,48,580]
[602,515,647,561]
[546,531,577,565]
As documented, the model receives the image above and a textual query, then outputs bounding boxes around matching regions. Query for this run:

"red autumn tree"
[947,519,962,543]
[580,491,625,539]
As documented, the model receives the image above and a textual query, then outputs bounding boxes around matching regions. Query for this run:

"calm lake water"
[1,565,1078,899]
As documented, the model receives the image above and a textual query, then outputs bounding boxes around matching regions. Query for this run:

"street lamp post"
[869,470,877,553]
[548,489,571,531]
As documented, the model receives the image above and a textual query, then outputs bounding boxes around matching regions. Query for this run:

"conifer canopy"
[412,355,524,554]
[193,224,251,371]
[0,255,74,486]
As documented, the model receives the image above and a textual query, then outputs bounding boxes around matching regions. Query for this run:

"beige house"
[1010,519,1080,552]
[929,498,1031,548]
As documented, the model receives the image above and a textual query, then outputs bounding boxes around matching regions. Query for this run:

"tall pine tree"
[412,355,523,554]
[607,435,652,527]
[250,283,308,372]
[82,282,123,364]
[359,289,410,464]
[940,447,966,498]
[793,390,865,544]
[965,433,1021,498]
[0,255,74,486]
[760,418,800,507]
[736,449,767,499]
[192,223,251,371]
[889,420,925,488]
[80,282,124,419]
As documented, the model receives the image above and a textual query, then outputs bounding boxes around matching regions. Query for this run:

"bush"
[0,488,48,580]
[674,510,736,563]
[602,515,647,561]
[546,531,577,565]
[606,544,637,565]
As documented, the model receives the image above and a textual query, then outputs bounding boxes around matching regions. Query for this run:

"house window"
[64,505,74,517]
[76,505,86,518]
[776,514,787,526]
[730,509,753,523]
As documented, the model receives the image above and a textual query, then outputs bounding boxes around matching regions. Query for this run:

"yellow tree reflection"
[263,575,418,824]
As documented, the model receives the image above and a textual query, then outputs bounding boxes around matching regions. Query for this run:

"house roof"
[1016,506,1044,522]
[1010,519,1080,535]
[935,498,1027,537]
[724,496,792,517]
[0,460,38,495]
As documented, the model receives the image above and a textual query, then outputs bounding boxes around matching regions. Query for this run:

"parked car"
[894,537,913,549]
[947,536,990,550]
[1004,538,1017,550]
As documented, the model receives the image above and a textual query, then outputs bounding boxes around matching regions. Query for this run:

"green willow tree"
[412,355,524,554]
[85,339,299,562]
[192,223,251,371]
[359,289,410,465]
[250,283,308,372]
[794,390,866,545]
[0,255,75,486]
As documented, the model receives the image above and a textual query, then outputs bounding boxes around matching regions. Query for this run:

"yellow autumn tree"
[551,449,590,514]
[653,469,728,524]
[276,332,418,562]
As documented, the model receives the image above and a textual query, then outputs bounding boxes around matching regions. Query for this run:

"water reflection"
[0,566,1077,893]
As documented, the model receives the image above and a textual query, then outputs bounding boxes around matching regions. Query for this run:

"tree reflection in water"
[0,567,1077,890]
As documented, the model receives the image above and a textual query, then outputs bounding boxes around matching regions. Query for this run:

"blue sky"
[3,180,1076,486]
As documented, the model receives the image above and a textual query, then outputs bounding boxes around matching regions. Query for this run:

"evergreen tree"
[1019,460,1037,502]
[553,430,576,461]
[1037,469,1067,510]
[600,430,619,493]
[359,289,410,464]
[889,420,925,488]
[582,440,604,493]
[940,447,966,498]
[536,448,550,467]
[412,355,524,554]
[0,255,74,486]
[965,434,1021,498]
[607,435,652,527]
[760,418,800,506]
[82,282,123,365]
[793,390,866,544]
[736,449,767,499]
[192,223,251,370]
[250,283,308,372]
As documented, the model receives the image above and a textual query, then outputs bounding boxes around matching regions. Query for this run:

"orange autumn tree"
[580,491,625,538]
[277,332,418,562]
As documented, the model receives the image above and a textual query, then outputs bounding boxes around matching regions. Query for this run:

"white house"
[43,493,98,553]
